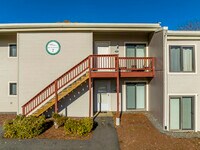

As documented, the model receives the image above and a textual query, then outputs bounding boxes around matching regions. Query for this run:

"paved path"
[0,117,119,150]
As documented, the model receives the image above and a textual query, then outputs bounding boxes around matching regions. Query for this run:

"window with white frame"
[169,46,195,72]
[9,44,17,57]
[9,82,17,95]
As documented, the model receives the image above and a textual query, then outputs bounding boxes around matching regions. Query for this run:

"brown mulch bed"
[0,114,16,125]
[116,113,200,150]
[37,125,92,140]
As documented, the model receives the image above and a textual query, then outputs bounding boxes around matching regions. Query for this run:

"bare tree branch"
[178,20,200,31]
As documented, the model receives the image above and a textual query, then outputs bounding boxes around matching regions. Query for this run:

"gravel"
[144,112,200,138]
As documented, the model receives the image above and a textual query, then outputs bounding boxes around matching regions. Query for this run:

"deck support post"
[89,56,92,118]
[55,80,58,113]
[116,55,120,126]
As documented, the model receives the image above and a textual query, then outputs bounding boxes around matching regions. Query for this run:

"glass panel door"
[182,97,193,130]
[170,96,194,130]
[136,45,145,57]
[126,44,136,57]
[170,98,180,130]
[126,83,145,109]
[136,45,146,68]
[126,83,136,109]
[136,84,145,109]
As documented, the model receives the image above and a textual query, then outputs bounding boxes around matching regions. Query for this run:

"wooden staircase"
[22,54,155,117]
[32,73,89,116]
[22,56,90,116]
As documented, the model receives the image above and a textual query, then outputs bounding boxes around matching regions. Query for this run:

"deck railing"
[22,55,155,116]
[119,57,155,72]
[90,54,117,71]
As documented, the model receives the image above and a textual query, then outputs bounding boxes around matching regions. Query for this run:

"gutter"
[0,23,161,32]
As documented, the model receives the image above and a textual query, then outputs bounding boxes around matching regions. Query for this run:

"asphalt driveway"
[0,117,119,150]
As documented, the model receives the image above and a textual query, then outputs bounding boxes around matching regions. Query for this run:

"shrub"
[64,118,93,136]
[52,113,68,129]
[3,115,46,139]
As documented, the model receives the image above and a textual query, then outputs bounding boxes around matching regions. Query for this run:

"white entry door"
[94,41,110,70]
[96,80,111,112]
[95,41,110,55]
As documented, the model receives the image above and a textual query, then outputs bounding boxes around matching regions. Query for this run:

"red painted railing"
[90,54,117,71]
[22,55,155,116]
[22,56,90,116]
[119,57,155,72]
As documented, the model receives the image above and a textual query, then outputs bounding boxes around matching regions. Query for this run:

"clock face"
[46,40,61,55]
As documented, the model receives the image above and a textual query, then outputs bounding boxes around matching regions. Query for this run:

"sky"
[0,0,200,30]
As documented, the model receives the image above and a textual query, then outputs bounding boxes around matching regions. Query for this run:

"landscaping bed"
[0,114,16,125]
[1,114,94,140]
[115,113,200,150]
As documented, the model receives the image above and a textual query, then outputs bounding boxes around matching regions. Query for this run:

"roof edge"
[0,23,161,29]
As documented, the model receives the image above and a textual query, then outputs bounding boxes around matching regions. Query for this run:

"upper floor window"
[9,82,17,95]
[169,46,195,72]
[9,44,17,57]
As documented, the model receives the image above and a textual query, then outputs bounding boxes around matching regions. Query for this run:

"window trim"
[169,45,195,73]
[169,95,195,131]
[8,43,17,58]
[8,82,17,96]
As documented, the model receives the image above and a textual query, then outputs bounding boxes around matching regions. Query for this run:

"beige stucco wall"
[166,40,200,131]
[18,32,93,116]
[148,30,165,126]
[0,34,17,113]
[93,32,149,56]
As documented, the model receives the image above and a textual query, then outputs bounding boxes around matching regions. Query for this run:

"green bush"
[64,118,93,136]
[52,113,68,128]
[3,115,46,139]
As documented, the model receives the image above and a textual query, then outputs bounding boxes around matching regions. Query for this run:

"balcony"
[89,55,155,78]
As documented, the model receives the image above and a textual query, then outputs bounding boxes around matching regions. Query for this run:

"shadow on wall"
[93,79,123,114]
[44,80,89,117]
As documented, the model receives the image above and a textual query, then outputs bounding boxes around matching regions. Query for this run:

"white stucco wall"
[166,40,200,131]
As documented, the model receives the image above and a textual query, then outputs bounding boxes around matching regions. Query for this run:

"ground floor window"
[169,96,194,130]
[126,83,145,110]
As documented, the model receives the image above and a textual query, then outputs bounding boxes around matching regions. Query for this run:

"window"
[169,46,194,72]
[169,96,194,130]
[125,44,146,57]
[9,83,17,95]
[9,44,17,57]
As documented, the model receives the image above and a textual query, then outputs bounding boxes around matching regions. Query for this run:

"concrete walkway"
[0,117,119,150]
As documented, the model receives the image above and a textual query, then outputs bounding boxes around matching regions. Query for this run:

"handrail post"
[152,57,155,76]
[55,80,58,113]
[88,56,92,117]
[116,55,120,126]
[115,56,117,71]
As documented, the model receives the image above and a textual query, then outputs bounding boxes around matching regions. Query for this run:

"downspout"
[17,32,20,115]
[163,27,168,130]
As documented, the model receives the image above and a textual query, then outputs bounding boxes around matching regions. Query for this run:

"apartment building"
[0,23,198,131]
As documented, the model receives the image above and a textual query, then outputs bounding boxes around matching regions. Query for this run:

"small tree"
[178,20,200,31]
